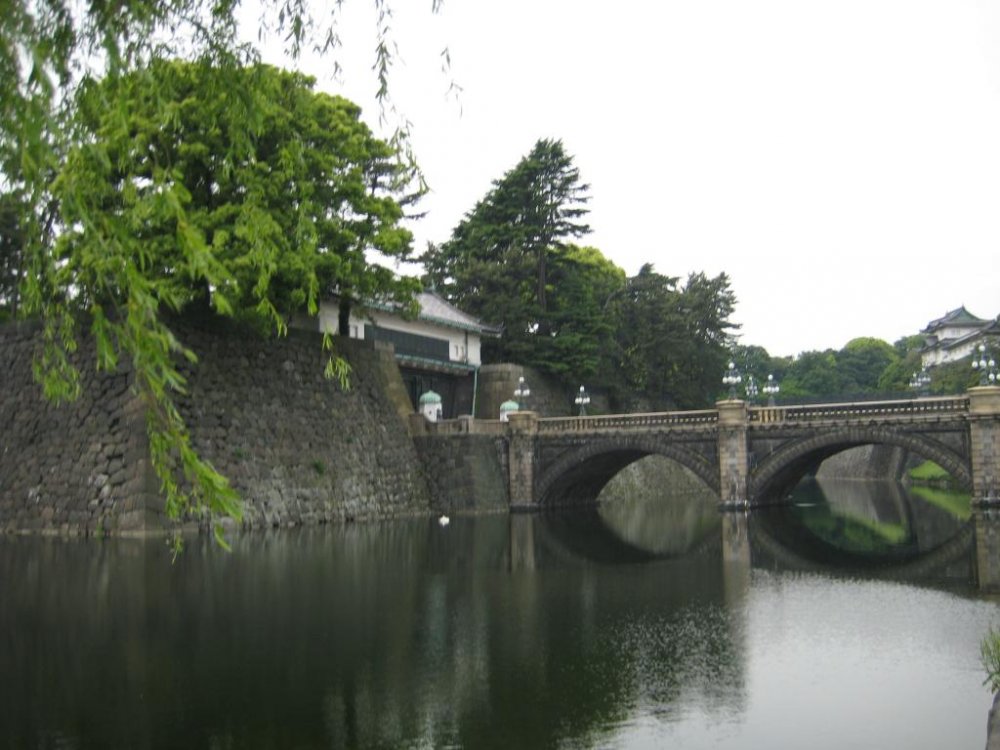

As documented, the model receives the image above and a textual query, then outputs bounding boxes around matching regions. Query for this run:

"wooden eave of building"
[394,353,478,376]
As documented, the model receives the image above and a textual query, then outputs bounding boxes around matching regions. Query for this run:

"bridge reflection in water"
[420,388,1000,588]
[2,505,996,749]
[510,465,999,591]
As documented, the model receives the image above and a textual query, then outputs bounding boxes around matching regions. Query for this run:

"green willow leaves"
[17,60,422,532]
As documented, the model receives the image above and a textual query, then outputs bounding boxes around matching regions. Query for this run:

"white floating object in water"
[438,515,450,527]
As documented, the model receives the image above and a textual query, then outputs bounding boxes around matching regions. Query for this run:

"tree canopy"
[610,265,738,409]
[731,332,989,404]
[19,60,421,538]
[0,192,26,319]
[3,0,440,537]
[422,138,591,365]
[422,140,740,409]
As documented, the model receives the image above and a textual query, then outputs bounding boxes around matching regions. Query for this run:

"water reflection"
[0,499,996,749]
[753,476,973,573]
[597,455,721,557]
[0,522,744,750]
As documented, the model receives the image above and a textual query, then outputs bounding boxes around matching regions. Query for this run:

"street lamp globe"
[763,373,780,406]
[972,343,998,387]
[574,385,591,416]
[745,373,759,404]
[909,367,931,397]
[722,361,742,400]
[513,376,530,410]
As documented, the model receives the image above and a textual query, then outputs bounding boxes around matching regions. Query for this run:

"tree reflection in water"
[0,473,995,749]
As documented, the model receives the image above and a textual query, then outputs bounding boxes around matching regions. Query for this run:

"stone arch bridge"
[423,388,1000,509]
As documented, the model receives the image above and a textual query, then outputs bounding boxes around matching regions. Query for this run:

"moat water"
[1,479,997,749]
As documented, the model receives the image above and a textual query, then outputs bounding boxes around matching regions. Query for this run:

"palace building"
[920,306,999,368]
[318,291,500,418]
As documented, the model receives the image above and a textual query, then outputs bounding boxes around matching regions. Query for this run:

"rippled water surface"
[1,502,997,749]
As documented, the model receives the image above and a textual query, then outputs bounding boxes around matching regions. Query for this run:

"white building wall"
[317,301,483,367]
[937,324,981,342]
[922,337,983,369]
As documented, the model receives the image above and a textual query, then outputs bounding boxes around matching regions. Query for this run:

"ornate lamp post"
[972,343,998,386]
[722,361,742,400]
[513,376,530,411]
[908,367,931,397]
[744,373,759,404]
[574,385,590,416]
[763,373,780,406]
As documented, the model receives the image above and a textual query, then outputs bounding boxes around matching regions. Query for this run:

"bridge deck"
[422,396,971,437]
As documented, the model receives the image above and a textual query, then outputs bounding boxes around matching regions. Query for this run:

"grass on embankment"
[983,628,1000,693]
[908,460,953,483]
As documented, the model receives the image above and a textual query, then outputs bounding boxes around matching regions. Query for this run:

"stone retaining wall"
[0,321,156,534]
[1,318,434,535]
[476,364,610,419]
[412,433,509,512]
[815,444,909,481]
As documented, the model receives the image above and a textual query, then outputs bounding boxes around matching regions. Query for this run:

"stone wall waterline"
[1,319,434,535]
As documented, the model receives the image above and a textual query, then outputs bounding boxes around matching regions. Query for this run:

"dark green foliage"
[23,61,421,530]
[423,138,591,367]
[932,357,986,393]
[579,263,737,410]
[672,271,739,406]
[733,345,773,382]
[733,331,991,403]
[982,628,1000,693]
[0,192,26,318]
[775,351,842,399]
[837,337,898,394]
[877,336,925,392]
[610,264,682,404]
[424,139,739,408]
[527,244,625,381]
[3,0,438,535]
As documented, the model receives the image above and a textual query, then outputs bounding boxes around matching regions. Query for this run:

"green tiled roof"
[922,306,989,333]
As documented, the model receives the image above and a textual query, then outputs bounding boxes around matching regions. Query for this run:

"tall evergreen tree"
[423,138,591,364]
[611,265,738,409]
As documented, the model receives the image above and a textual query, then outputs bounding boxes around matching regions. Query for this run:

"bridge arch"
[535,434,720,507]
[749,425,971,502]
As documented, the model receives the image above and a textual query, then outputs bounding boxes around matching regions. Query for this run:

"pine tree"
[423,138,591,364]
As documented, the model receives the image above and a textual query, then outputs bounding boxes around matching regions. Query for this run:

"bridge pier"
[969,386,1000,505]
[717,399,749,507]
[467,390,989,511]
[507,411,539,510]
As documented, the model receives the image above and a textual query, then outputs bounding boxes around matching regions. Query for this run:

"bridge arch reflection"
[513,502,981,587]
[750,426,972,503]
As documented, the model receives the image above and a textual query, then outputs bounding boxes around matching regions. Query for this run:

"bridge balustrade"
[419,418,505,436]
[537,410,718,433]
[750,396,970,426]
[422,396,970,437]
[419,388,1000,510]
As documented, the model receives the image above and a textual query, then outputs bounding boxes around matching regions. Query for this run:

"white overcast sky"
[246,0,1000,357]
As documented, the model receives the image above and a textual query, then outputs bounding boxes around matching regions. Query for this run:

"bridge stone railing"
[411,415,506,436]
[749,396,970,426]
[417,389,1000,508]
[537,410,718,434]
